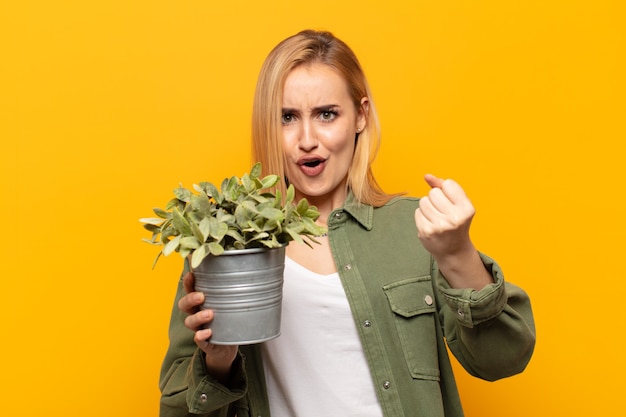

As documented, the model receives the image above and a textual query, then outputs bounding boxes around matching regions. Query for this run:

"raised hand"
[414,174,475,259]
[414,174,492,290]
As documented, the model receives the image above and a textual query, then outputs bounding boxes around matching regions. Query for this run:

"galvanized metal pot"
[192,246,286,345]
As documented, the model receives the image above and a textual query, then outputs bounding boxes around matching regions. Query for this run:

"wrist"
[434,246,493,291]
[204,352,236,385]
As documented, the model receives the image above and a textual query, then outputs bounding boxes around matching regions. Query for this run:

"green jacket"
[159,195,536,417]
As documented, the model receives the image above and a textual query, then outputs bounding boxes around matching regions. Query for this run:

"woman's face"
[281,63,366,207]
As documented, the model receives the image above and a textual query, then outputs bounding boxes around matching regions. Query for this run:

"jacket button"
[424,295,433,306]
[363,320,372,328]
[457,308,465,317]
[344,263,352,270]
[200,393,208,403]
[383,381,391,389]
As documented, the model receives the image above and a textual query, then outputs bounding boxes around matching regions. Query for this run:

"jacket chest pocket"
[383,276,441,381]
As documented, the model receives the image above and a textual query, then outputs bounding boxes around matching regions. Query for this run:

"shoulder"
[369,196,421,231]
[375,196,421,213]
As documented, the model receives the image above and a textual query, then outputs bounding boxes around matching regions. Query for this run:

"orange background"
[1,1,624,415]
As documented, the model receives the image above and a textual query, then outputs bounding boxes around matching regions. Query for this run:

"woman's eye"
[281,113,294,124]
[320,110,337,121]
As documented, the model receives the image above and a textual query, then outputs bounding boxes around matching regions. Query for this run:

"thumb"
[424,173,444,189]
[183,271,196,294]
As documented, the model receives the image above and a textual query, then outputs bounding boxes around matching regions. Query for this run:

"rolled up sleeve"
[434,253,537,381]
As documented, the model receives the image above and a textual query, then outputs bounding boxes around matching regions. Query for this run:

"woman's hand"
[179,271,239,384]
[414,174,475,258]
[415,174,493,290]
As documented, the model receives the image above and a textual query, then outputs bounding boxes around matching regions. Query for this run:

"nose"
[298,120,318,151]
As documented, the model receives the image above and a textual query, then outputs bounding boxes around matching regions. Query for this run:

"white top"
[260,257,384,417]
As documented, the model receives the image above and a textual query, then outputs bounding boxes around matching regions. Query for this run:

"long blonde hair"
[251,30,399,207]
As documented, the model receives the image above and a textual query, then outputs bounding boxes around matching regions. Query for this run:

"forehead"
[283,63,352,105]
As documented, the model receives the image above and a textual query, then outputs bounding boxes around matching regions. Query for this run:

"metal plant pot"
[192,246,286,345]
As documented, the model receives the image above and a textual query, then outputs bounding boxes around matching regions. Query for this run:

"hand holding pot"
[179,271,239,384]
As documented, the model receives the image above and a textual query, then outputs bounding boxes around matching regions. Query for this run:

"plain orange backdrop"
[1,1,624,415]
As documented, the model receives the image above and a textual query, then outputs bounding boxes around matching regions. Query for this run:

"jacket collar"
[339,190,374,231]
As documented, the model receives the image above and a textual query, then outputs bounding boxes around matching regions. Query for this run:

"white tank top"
[260,257,384,417]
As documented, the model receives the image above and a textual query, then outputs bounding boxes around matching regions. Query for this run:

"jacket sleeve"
[159,271,248,417]
[434,253,536,382]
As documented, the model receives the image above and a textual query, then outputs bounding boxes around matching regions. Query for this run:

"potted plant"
[140,162,325,345]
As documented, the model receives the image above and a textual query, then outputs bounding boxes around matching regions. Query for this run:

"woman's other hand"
[179,271,239,384]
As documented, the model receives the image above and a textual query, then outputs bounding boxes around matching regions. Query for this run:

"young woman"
[159,30,536,417]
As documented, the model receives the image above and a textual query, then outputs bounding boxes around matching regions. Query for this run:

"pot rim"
[214,245,286,256]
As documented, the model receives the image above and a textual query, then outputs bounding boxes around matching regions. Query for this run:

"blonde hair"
[251,30,399,207]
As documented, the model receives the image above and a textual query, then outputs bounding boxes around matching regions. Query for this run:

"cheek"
[327,129,355,154]
[281,130,297,154]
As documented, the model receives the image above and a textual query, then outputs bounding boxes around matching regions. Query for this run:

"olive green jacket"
[159,194,536,417]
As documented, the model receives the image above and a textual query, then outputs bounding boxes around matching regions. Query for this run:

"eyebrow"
[282,104,340,113]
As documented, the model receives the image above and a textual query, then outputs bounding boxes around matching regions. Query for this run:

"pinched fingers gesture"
[414,174,476,260]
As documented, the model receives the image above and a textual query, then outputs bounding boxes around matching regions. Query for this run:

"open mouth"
[297,157,327,176]
[302,159,323,168]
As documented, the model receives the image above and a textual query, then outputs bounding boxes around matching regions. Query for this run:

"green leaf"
[262,218,281,232]
[142,223,160,233]
[283,204,294,222]
[246,219,262,233]
[260,234,281,248]
[235,204,252,228]
[253,177,264,190]
[301,217,326,236]
[188,219,204,242]
[296,198,309,215]
[179,247,191,259]
[208,217,228,240]
[250,162,262,179]
[249,193,269,205]
[191,244,208,268]
[261,174,279,189]
[273,189,282,208]
[142,237,161,246]
[246,232,269,244]
[151,252,162,269]
[223,176,239,198]
[259,207,284,222]
[216,212,236,225]
[304,207,321,220]
[198,217,211,242]
[208,242,225,256]
[225,229,244,244]
[180,236,200,250]
[190,193,211,217]
[153,207,169,219]
[285,226,305,245]
[160,223,176,243]
[242,173,254,192]
[163,235,181,256]
[205,182,221,203]
[165,198,182,211]
[173,186,193,203]
[285,184,295,205]
[172,208,192,235]
[241,199,259,214]
[139,217,163,226]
